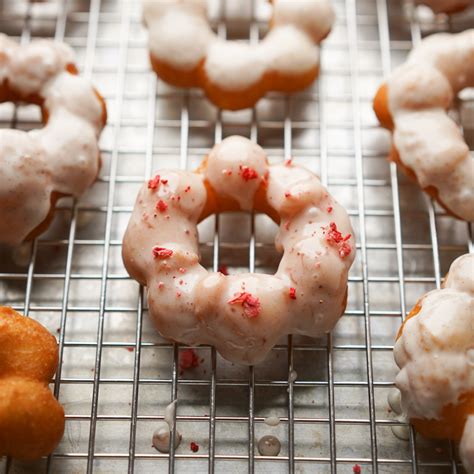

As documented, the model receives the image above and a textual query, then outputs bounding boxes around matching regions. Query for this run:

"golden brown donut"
[0,307,65,460]
[142,0,335,110]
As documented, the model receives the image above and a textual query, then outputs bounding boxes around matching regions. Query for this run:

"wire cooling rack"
[1,0,473,472]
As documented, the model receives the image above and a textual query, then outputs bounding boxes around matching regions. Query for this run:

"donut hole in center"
[0,101,44,132]
[198,211,281,275]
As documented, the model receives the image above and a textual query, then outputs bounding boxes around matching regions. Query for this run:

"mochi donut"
[0,34,107,246]
[0,307,65,460]
[373,30,474,221]
[394,253,474,472]
[122,136,355,365]
[142,0,335,110]
[415,0,473,13]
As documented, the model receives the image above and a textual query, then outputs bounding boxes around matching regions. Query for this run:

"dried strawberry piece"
[324,222,352,259]
[228,292,261,318]
[152,246,173,259]
[148,174,160,190]
[339,242,352,258]
[289,288,297,300]
[239,165,259,181]
[352,464,362,474]
[180,349,200,371]
[156,200,168,212]
[190,442,199,453]
[325,222,344,244]
[218,265,229,275]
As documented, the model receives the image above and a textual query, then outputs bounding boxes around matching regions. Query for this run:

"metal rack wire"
[0,0,473,472]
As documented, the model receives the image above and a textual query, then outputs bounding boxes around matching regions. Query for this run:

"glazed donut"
[394,254,474,472]
[0,307,65,460]
[373,30,474,221]
[0,34,107,246]
[414,0,473,13]
[122,136,355,365]
[142,0,335,110]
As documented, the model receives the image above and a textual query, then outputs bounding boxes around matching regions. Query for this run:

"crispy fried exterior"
[0,307,65,460]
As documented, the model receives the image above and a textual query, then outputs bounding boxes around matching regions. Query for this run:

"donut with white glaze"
[373,30,474,221]
[0,34,107,246]
[0,307,65,460]
[142,0,335,110]
[394,253,474,472]
[122,136,355,365]
[415,0,473,13]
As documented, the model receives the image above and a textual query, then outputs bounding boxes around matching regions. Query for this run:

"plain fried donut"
[122,136,355,365]
[394,254,474,473]
[0,307,65,460]
[0,34,107,246]
[142,0,335,110]
[373,30,474,221]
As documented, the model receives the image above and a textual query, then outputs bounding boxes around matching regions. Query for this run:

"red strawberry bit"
[152,246,173,259]
[284,191,292,198]
[324,222,352,259]
[180,349,200,371]
[218,265,229,275]
[161,179,168,184]
[184,185,191,192]
[339,242,352,258]
[284,158,293,166]
[353,464,362,474]
[289,287,297,300]
[239,165,259,181]
[156,200,168,212]
[327,206,333,213]
[148,174,160,190]
[190,442,199,453]
[228,292,261,318]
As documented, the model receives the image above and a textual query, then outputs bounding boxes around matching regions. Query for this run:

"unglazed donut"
[142,0,335,110]
[373,30,474,221]
[0,307,65,460]
[415,0,473,13]
[394,254,474,472]
[122,136,355,365]
[0,34,107,246]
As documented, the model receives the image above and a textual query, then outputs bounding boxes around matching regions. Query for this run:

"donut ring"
[0,307,65,460]
[373,30,474,221]
[414,0,473,14]
[394,254,474,472]
[122,136,355,365]
[0,34,107,246]
[142,0,335,110]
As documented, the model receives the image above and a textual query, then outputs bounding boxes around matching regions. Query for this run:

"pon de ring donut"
[0,35,107,246]
[123,136,355,365]
[374,30,474,221]
[142,0,335,110]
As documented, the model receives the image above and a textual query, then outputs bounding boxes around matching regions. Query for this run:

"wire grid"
[0,0,473,472]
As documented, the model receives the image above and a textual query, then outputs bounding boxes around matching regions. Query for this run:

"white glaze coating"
[0,34,105,246]
[386,30,474,221]
[122,136,355,365]
[460,416,474,474]
[142,0,334,90]
[415,0,473,13]
[394,253,474,420]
